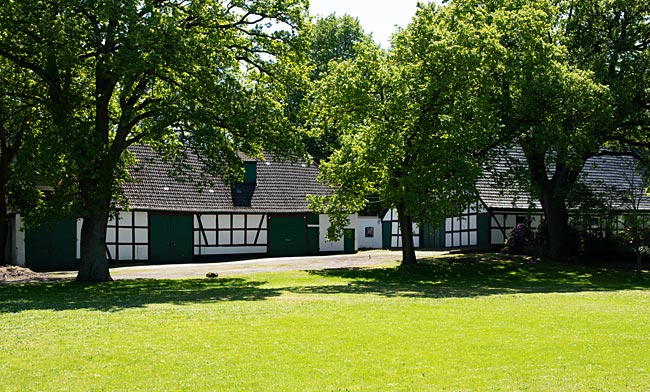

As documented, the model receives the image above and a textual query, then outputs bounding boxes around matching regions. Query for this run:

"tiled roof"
[476,149,541,210]
[580,155,650,211]
[476,149,650,211]
[121,145,332,213]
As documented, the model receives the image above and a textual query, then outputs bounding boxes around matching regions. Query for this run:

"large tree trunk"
[76,205,112,282]
[540,186,572,262]
[397,203,417,265]
[522,143,580,263]
[76,167,114,282]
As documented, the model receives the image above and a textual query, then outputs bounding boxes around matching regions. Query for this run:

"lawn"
[1,254,649,391]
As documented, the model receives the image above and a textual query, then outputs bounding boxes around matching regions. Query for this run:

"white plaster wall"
[357,216,383,249]
[390,226,420,248]
[10,214,25,266]
[79,211,150,261]
[490,213,544,246]
[491,228,505,245]
[194,213,268,256]
[319,214,358,252]
[76,219,82,259]
[382,209,420,248]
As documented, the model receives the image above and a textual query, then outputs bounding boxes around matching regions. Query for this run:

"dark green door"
[422,222,446,249]
[344,229,355,253]
[25,220,77,271]
[307,227,320,256]
[382,221,392,249]
[477,214,490,247]
[268,215,306,257]
[149,214,193,263]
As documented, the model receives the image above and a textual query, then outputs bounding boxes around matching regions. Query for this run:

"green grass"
[1,254,650,391]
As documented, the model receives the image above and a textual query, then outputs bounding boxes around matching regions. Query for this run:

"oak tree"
[463,0,649,260]
[307,4,499,265]
[299,13,373,162]
[0,0,309,281]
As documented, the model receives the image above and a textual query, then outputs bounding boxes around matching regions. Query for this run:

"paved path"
[108,250,447,280]
[9,250,448,282]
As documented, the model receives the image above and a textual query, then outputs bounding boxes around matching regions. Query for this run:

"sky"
[308,0,423,48]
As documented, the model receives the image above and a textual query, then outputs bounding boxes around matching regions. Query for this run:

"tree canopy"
[460,0,649,260]
[307,4,500,264]
[309,13,372,81]
[300,13,373,162]
[308,0,649,263]
[0,0,310,281]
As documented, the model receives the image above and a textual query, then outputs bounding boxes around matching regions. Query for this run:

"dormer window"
[232,161,257,207]
[243,161,257,184]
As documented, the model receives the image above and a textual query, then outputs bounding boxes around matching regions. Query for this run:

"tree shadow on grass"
[0,277,281,313]
[298,254,650,299]
[3,255,649,313]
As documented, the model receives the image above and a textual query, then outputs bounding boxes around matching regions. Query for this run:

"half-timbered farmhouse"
[367,153,649,251]
[9,145,357,271]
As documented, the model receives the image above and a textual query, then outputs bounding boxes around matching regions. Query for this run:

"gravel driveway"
[109,249,447,280]
[5,250,448,283]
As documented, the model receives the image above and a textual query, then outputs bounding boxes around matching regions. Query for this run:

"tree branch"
[0,49,59,95]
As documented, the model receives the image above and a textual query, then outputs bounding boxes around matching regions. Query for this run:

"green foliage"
[309,13,372,81]
[562,0,650,146]
[0,0,310,278]
[447,0,649,260]
[502,223,534,255]
[0,54,54,263]
[473,0,614,158]
[0,56,43,203]
[307,4,500,242]
[299,13,373,161]
[1,0,310,196]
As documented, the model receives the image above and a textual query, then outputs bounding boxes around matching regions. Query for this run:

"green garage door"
[307,227,320,256]
[25,220,78,271]
[149,213,193,264]
[421,222,445,249]
[268,215,306,257]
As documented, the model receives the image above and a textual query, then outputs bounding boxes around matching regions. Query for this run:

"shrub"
[501,223,533,255]
[576,225,640,263]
